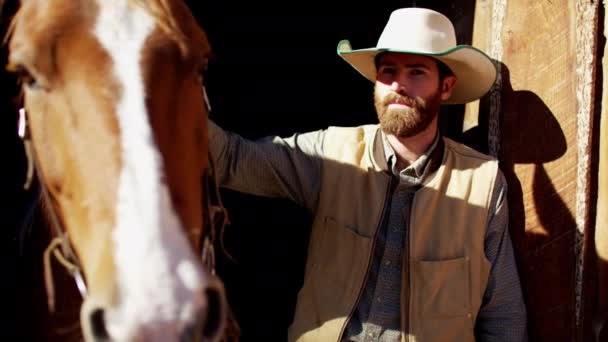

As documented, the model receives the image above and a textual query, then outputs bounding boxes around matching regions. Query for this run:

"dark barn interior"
[5,1,601,341]
[186,1,477,340]
[0,1,480,341]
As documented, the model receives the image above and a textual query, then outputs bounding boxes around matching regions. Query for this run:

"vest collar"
[365,124,445,177]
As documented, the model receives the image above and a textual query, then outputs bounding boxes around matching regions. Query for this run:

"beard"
[374,86,442,138]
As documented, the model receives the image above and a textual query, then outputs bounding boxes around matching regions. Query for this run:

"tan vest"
[288,125,497,342]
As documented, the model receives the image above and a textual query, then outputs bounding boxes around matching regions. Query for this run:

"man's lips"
[388,101,413,107]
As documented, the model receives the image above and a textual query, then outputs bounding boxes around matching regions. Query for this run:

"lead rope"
[43,236,87,312]
[204,157,241,342]
[200,86,240,341]
[201,151,241,342]
[200,85,235,268]
[202,153,235,265]
[200,85,218,273]
[18,108,88,312]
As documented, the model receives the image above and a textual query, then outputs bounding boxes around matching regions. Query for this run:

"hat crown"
[377,8,457,53]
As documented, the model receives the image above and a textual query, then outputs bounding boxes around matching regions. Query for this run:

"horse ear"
[172,0,212,59]
[0,0,5,10]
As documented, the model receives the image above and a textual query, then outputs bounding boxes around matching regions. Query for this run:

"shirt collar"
[381,130,440,181]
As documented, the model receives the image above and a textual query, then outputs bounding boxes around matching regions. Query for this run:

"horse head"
[7,0,228,340]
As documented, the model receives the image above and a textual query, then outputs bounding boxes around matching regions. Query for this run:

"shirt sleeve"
[475,170,529,341]
[207,119,324,213]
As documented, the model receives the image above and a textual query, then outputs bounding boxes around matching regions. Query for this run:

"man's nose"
[390,79,407,94]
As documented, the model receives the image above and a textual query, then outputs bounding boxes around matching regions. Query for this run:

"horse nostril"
[202,288,223,338]
[180,288,226,342]
[89,308,110,341]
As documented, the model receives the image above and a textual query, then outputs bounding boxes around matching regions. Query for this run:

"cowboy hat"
[337,7,497,104]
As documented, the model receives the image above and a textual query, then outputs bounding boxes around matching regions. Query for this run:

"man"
[209,7,527,342]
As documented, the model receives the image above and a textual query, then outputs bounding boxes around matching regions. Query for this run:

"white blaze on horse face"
[93,1,205,340]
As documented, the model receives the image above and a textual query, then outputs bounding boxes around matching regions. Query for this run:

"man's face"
[374,53,456,138]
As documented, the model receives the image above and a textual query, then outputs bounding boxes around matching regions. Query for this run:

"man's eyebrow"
[378,62,432,69]
[404,63,432,69]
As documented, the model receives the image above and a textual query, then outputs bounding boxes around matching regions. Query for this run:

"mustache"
[382,92,426,109]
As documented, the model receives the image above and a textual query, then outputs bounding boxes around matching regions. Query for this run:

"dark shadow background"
[0,1,481,341]
[4,1,599,341]
[186,1,479,341]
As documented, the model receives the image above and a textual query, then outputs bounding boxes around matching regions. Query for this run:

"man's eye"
[410,69,425,76]
[379,67,396,75]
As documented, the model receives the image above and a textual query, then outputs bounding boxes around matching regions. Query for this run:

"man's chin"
[380,122,429,138]
[381,125,410,137]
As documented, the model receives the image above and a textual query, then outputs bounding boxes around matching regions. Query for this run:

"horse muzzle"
[80,272,228,342]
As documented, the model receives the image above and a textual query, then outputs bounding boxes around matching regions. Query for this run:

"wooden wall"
[468,1,602,341]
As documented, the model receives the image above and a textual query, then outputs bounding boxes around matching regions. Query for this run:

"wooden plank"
[592,3,608,340]
[467,0,498,142]
[472,0,599,340]
[499,2,577,339]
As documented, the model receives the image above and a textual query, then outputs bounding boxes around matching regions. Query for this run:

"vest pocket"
[413,257,471,317]
[312,216,372,319]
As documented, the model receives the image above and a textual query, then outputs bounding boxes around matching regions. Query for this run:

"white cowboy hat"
[337,7,497,104]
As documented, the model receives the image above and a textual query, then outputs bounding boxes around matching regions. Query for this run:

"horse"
[5,0,234,341]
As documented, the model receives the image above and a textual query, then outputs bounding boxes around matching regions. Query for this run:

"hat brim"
[337,40,497,105]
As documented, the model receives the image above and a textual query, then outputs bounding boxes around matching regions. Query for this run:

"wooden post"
[593,3,608,340]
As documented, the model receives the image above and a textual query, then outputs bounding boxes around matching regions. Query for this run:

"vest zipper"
[337,174,394,341]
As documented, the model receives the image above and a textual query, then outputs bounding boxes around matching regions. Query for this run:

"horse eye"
[8,64,41,90]
[198,57,211,81]
[198,65,208,82]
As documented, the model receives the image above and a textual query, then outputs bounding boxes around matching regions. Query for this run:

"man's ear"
[440,75,457,101]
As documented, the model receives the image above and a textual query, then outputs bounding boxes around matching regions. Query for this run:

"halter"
[200,86,232,273]
[18,107,87,312]
[17,88,229,313]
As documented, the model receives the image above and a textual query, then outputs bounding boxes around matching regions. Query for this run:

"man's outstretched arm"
[208,119,324,213]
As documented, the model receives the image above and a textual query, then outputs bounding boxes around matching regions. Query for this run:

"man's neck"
[385,121,439,171]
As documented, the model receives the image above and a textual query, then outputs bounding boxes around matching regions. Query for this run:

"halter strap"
[18,108,34,190]
[18,105,228,312]
[18,108,88,311]
[200,152,232,273]
[200,85,234,268]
